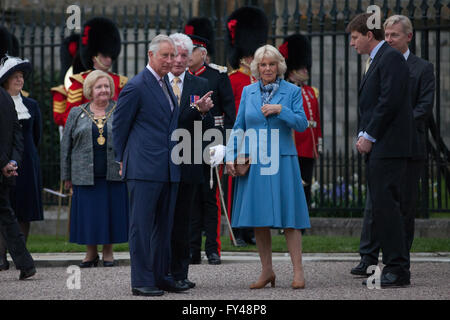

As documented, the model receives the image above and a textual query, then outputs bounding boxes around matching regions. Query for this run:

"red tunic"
[57,70,128,126]
[228,68,256,114]
[294,85,322,159]
[50,85,68,126]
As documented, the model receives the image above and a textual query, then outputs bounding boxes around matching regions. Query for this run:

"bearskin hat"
[80,17,121,70]
[226,6,268,70]
[0,26,13,57]
[60,34,86,82]
[184,17,215,55]
[278,34,312,76]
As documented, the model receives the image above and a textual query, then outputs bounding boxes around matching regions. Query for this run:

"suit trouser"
[359,159,423,271]
[358,157,413,275]
[171,182,199,280]
[126,180,178,288]
[0,184,34,270]
[298,157,315,207]
[190,165,219,257]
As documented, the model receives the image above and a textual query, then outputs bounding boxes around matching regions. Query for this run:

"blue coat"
[112,68,180,183]
[226,79,309,162]
[226,79,311,229]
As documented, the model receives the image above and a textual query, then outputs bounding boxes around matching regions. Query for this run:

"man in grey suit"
[350,15,435,284]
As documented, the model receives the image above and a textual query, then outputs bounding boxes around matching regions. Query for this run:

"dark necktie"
[160,79,174,111]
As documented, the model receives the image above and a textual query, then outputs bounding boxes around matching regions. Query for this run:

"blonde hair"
[250,45,287,80]
[383,15,413,35]
[83,70,115,100]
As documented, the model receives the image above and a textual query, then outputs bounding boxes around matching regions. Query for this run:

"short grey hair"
[250,45,287,80]
[383,15,413,35]
[83,70,115,100]
[148,34,177,55]
[169,33,194,56]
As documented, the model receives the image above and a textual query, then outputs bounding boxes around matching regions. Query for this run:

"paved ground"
[0,252,449,301]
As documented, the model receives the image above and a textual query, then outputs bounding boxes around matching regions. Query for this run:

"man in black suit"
[0,86,36,279]
[350,15,435,282]
[346,13,415,288]
[187,33,236,265]
[168,33,214,288]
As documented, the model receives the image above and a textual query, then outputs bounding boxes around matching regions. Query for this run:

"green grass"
[26,234,450,254]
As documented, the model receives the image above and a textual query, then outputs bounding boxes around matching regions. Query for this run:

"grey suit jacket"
[60,101,122,185]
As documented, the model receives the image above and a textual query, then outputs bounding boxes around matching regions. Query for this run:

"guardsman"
[185,20,235,265]
[279,34,323,207]
[225,6,269,247]
[63,17,127,126]
[50,34,86,128]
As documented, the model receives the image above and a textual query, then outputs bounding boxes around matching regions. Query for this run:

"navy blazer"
[406,53,435,159]
[112,67,180,183]
[358,42,415,159]
[173,72,213,184]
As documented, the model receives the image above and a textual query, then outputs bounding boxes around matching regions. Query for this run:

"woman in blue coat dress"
[226,45,310,289]
[0,56,43,269]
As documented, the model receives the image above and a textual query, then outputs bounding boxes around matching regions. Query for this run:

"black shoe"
[182,279,196,289]
[158,280,190,293]
[132,287,164,297]
[19,267,36,280]
[207,253,221,265]
[103,260,115,267]
[79,255,99,268]
[380,272,411,288]
[351,261,374,276]
[247,237,256,245]
[235,238,247,247]
[0,259,9,271]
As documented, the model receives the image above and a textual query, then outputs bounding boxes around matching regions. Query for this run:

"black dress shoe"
[79,255,99,268]
[19,267,36,280]
[0,260,9,271]
[234,238,247,247]
[158,280,190,293]
[350,261,374,276]
[380,272,410,288]
[207,253,221,265]
[182,279,196,289]
[103,260,115,267]
[132,287,164,297]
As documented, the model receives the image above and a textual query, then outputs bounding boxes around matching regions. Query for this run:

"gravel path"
[1,260,448,300]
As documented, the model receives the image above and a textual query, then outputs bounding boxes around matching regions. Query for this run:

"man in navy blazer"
[112,35,186,296]
[347,13,415,288]
[351,15,435,284]
[167,33,214,289]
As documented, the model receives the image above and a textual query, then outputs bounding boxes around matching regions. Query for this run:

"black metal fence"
[1,0,449,217]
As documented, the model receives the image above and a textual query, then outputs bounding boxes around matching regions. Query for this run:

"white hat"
[0,55,32,85]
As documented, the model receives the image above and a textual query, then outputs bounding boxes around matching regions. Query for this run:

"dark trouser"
[298,157,315,207]
[171,182,199,281]
[359,158,419,276]
[126,180,178,288]
[0,184,34,270]
[190,165,219,258]
[227,173,254,243]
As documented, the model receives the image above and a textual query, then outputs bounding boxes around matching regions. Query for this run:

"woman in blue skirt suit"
[226,45,310,289]
[61,70,128,268]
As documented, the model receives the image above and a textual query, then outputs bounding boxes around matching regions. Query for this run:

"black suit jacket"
[0,87,24,186]
[406,53,435,160]
[173,72,214,184]
[358,42,414,159]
